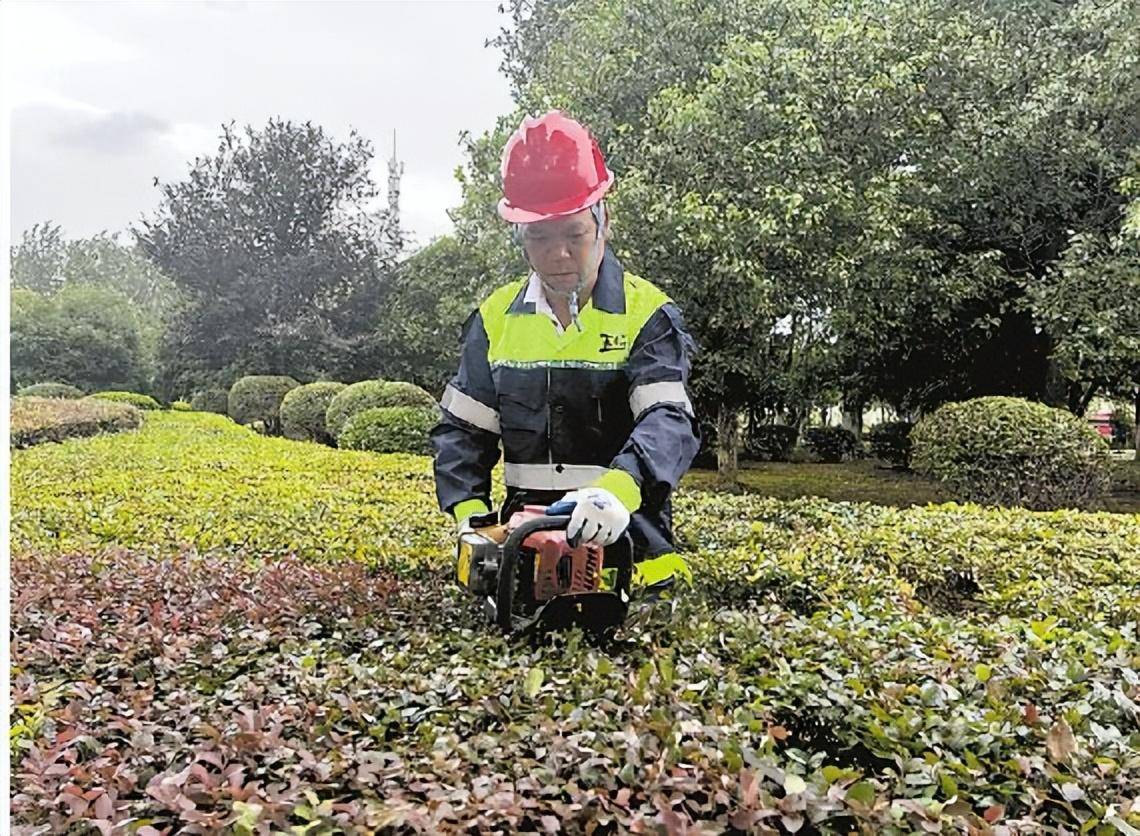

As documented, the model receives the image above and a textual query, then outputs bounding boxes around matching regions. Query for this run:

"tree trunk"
[716,402,739,484]
[841,399,864,436]
[1134,387,1140,454]
[1042,355,1069,409]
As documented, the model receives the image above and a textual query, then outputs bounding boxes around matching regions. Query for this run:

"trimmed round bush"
[803,426,861,463]
[280,381,347,444]
[86,391,161,410]
[746,424,798,462]
[868,421,914,469]
[911,396,1112,510]
[171,400,192,412]
[190,387,229,414]
[227,375,299,434]
[326,380,437,440]
[339,406,439,454]
[17,382,84,399]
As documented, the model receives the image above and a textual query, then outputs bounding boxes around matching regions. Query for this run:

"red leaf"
[1046,720,1077,762]
[1023,703,1038,725]
[740,769,759,808]
[768,725,790,741]
[983,804,1004,823]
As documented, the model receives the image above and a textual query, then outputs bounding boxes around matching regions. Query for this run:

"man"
[430,110,699,591]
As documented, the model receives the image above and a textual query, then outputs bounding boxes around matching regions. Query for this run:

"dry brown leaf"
[1046,719,1077,763]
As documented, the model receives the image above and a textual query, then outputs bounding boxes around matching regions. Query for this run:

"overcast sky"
[4,0,516,248]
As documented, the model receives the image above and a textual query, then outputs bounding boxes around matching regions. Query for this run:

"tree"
[136,119,389,397]
[367,235,503,395]
[10,223,67,295]
[11,223,179,390]
[465,0,1139,476]
[11,285,151,393]
[834,0,1140,415]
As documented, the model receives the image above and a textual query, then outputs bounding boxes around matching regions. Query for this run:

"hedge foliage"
[189,387,229,414]
[86,391,162,410]
[746,424,798,462]
[803,426,862,463]
[325,379,437,440]
[868,421,915,469]
[170,400,192,412]
[16,383,84,399]
[912,397,1112,510]
[227,375,299,434]
[280,381,347,444]
[339,406,438,454]
[10,412,453,568]
[10,396,142,448]
[9,412,1140,833]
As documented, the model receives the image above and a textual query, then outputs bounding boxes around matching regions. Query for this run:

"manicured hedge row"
[10,396,143,448]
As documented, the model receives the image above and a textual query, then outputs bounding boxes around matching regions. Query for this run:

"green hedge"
[911,396,1112,510]
[325,380,437,440]
[86,391,162,410]
[189,387,229,414]
[170,400,192,412]
[10,396,142,448]
[280,381,347,444]
[746,424,798,462]
[803,426,861,463]
[16,382,84,399]
[868,421,914,468]
[227,375,299,434]
[338,406,438,454]
[9,413,1140,833]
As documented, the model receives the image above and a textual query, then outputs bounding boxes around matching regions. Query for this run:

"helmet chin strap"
[517,202,606,333]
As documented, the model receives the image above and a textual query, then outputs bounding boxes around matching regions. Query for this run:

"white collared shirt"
[523,271,569,334]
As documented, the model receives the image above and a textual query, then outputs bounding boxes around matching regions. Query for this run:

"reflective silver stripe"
[630,381,693,419]
[503,462,609,491]
[440,385,500,434]
[490,359,625,371]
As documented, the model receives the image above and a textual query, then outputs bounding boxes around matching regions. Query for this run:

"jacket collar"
[508,245,626,315]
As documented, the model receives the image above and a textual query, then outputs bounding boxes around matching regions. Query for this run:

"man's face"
[520,208,605,296]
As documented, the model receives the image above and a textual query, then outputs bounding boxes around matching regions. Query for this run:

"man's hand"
[559,486,630,548]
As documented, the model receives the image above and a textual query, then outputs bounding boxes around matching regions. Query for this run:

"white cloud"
[5,81,106,115]
[3,2,137,77]
[7,1,515,243]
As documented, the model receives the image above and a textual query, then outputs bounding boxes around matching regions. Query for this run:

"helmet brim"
[498,172,614,224]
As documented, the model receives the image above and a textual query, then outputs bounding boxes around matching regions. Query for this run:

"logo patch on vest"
[599,333,628,353]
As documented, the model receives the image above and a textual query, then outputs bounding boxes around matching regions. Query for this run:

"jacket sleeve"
[608,302,701,510]
[430,309,502,516]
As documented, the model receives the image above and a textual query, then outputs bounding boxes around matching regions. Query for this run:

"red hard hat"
[498,110,615,224]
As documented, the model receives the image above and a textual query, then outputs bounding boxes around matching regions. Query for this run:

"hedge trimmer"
[455,501,633,638]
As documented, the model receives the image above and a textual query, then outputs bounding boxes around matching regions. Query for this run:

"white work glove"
[561,487,630,548]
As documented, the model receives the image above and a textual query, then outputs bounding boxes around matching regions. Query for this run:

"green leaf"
[525,667,545,699]
[846,782,875,807]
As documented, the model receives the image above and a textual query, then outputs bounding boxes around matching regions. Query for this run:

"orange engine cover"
[509,506,604,602]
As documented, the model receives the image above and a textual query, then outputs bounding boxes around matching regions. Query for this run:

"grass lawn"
[9,412,1140,834]
[686,459,1140,514]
